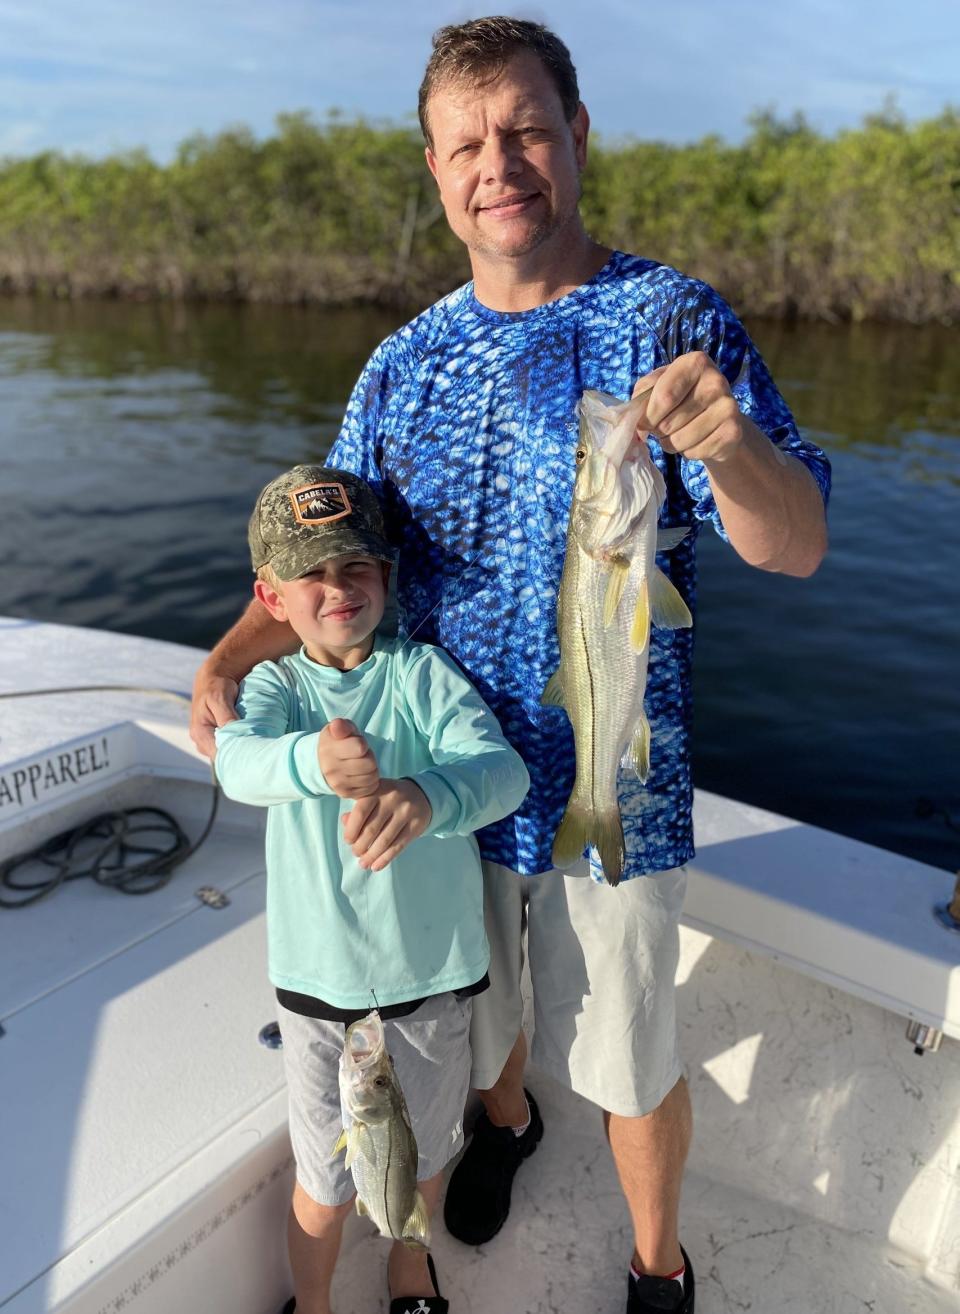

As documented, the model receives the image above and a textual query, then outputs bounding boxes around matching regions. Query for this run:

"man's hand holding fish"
[631,352,829,576]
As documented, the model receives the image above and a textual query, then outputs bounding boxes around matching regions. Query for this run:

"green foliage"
[0,108,956,320]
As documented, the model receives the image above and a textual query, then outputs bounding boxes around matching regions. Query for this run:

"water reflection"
[0,297,957,871]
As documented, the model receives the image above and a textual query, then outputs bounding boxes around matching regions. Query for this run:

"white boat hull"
[1,618,957,1313]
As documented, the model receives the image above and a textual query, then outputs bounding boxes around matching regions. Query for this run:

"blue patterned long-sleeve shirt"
[329,252,831,881]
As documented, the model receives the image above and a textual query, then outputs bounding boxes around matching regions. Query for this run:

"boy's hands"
[342,779,432,872]
[318,720,432,868]
[318,719,380,798]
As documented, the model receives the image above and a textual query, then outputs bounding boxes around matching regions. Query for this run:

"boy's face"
[255,553,388,668]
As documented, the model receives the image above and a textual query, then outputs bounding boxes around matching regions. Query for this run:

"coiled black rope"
[0,683,219,908]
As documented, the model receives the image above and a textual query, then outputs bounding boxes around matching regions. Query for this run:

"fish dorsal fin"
[630,575,651,652]
[541,670,565,708]
[649,568,693,630]
[621,712,651,783]
[656,525,691,553]
[603,555,630,628]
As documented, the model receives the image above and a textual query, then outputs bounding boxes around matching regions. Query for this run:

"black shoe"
[626,1247,695,1313]
[389,1253,449,1314]
[443,1088,543,1245]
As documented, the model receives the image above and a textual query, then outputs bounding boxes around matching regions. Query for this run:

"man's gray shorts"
[470,860,687,1118]
[278,992,472,1206]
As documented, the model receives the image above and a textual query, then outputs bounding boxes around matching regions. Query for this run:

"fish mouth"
[344,1012,385,1067]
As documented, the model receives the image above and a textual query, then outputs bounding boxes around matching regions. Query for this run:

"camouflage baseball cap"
[248,465,395,581]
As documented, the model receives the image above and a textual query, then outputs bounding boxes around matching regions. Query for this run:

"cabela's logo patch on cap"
[289,482,352,526]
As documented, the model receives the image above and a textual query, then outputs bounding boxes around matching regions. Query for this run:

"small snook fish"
[545,389,693,885]
[333,1010,429,1248]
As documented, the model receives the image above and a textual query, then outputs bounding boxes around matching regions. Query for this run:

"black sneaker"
[443,1088,543,1244]
[389,1253,449,1314]
[626,1247,695,1313]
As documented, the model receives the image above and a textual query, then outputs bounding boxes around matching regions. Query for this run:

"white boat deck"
[1,617,958,1314]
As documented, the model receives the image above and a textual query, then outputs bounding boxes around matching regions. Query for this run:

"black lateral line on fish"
[380,1121,394,1230]
[577,605,600,821]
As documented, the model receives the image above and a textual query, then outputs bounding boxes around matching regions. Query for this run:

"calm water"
[1,297,958,872]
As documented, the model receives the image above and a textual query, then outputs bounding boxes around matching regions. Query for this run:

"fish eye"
[374,1076,387,1087]
[575,447,587,464]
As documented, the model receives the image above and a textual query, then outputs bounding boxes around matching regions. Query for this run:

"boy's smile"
[255,553,388,670]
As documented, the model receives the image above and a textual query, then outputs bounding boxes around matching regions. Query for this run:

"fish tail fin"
[552,804,591,870]
[402,1190,431,1250]
[552,802,625,886]
[593,809,626,886]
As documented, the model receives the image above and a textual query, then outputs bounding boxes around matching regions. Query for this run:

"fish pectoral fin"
[348,1123,376,1170]
[656,525,691,553]
[541,670,565,708]
[603,555,631,628]
[621,713,651,783]
[355,1195,369,1218]
[649,567,693,630]
[630,575,651,653]
[331,1127,349,1160]
[402,1190,431,1250]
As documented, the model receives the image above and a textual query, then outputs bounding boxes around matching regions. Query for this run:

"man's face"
[424,51,589,263]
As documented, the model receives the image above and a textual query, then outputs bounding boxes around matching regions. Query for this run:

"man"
[191,18,830,1314]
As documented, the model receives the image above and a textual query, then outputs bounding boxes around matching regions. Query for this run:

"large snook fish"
[544,389,693,886]
[333,1010,429,1248]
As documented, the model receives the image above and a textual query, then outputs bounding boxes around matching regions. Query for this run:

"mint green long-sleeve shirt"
[214,636,530,1009]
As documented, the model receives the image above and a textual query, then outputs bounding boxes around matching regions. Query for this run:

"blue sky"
[0,0,955,159]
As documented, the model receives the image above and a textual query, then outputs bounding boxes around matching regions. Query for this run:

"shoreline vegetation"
[1,107,957,323]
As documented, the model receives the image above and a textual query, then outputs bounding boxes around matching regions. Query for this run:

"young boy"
[214,465,529,1314]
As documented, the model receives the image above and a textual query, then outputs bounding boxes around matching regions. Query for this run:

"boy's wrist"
[293,732,337,796]
[398,777,431,813]
[406,770,458,836]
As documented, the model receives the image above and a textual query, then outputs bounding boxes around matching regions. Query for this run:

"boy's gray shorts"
[470,860,687,1118]
[278,992,472,1207]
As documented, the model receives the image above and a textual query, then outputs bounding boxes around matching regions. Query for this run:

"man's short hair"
[418,16,580,150]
